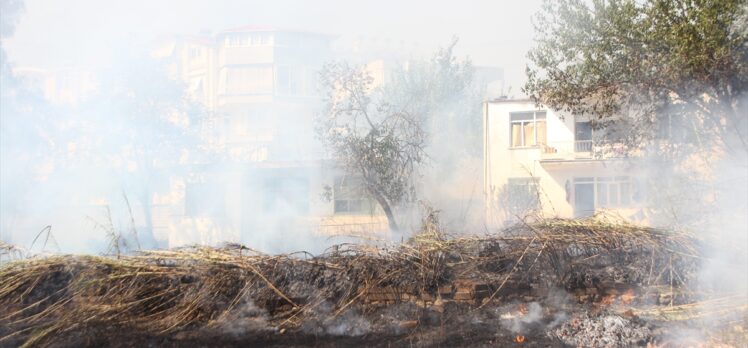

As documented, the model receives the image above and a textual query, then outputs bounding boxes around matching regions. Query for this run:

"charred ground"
[1,216,745,347]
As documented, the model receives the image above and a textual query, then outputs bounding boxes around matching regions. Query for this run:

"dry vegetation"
[0,215,744,347]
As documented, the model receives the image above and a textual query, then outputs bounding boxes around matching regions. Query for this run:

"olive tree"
[318,62,426,232]
[524,0,748,230]
[524,0,748,156]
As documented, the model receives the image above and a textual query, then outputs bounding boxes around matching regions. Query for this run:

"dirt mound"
[0,216,719,347]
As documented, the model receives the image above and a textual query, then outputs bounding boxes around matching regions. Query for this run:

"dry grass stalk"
[0,216,704,346]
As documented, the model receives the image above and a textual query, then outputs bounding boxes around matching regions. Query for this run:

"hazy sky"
[4,0,543,92]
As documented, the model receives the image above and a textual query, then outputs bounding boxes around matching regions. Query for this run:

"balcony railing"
[574,140,593,152]
[541,140,594,160]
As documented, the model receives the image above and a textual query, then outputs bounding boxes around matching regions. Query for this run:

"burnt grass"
[1,216,735,347]
[33,303,569,347]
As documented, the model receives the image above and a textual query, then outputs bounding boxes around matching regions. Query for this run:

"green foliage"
[318,62,426,231]
[318,40,478,231]
[525,0,748,153]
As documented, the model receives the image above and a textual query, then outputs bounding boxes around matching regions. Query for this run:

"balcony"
[541,140,594,161]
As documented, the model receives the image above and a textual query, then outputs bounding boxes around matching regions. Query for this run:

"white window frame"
[225,34,250,47]
[574,176,632,209]
[510,111,546,148]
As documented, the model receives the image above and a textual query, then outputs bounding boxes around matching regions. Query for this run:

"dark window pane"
[575,121,592,141]
[574,183,595,217]
[334,200,348,213]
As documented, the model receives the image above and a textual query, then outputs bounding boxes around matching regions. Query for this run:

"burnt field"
[1,216,746,347]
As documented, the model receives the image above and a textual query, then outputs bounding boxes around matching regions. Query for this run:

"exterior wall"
[484,100,645,228]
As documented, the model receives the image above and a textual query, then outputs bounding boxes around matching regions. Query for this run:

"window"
[276,66,289,94]
[305,67,319,96]
[657,114,691,142]
[225,34,250,47]
[596,176,631,207]
[573,176,632,216]
[333,176,372,214]
[574,121,593,152]
[260,33,273,45]
[505,178,540,211]
[263,177,309,214]
[189,47,201,59]
[276,66,300,95]
[225,67,273,94]
[510,111,546,147]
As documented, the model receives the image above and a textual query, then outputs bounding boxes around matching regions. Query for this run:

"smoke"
[499,301,544,333]
[1,8,498,255]
[301,301,372,337]
[210,298,274,337]
[496,287,572,336]
[624,93,748,339]
[0,42,200,252]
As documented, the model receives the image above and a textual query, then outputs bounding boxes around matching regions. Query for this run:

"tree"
[1,44,201,249]
[76,51,203,247]
[524,0,748,232]
[385,38,478,148]
[524,0,748,156]
[386,38,482,171]
[0,0,50,244]
[318,62,426,232]
[318,40,478,232]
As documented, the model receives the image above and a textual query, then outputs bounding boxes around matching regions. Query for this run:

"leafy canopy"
[318,62,427,231]
[525,0,748,153]
[317,39,477,231]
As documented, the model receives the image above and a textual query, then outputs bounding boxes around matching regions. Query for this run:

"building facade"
[483,99,646,227]
[151,27,390,250]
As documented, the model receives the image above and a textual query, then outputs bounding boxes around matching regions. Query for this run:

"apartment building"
[483,99,646,227]
[151,27,390,249]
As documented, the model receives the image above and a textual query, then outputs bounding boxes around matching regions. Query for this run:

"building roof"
[485,97,534,104]
[222,25,279,33]
[182,35,214,46]
[220,25,334,38]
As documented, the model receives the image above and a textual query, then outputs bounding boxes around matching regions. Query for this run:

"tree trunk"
[370,190,400,232]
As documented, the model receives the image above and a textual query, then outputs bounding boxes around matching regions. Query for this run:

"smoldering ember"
[1,0,747,347]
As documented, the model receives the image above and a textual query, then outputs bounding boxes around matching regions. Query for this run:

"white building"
[483,99,646,227]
